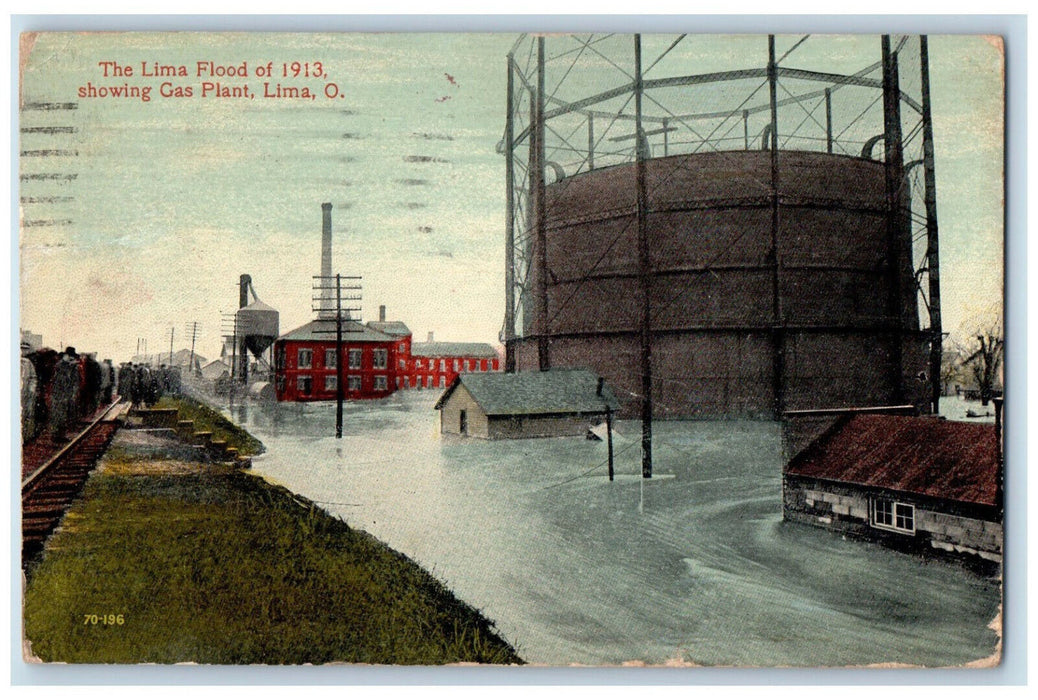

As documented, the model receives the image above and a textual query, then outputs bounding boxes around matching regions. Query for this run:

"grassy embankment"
[23,409,522,664]
[154,394,265,456]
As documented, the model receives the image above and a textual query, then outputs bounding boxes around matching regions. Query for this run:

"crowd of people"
[19,343,183,443]
[116,361,182,409]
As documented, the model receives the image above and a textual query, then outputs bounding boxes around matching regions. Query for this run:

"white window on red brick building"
[325,348,337,369]
[373,349,388,369]
[324,375,337,391]
[298,348,313,369]
[374,375,388,391]
[348,375,361,391]
[297,375,312,394]
[348,349,362,369]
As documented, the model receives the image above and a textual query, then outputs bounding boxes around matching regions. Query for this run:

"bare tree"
[961,328,1004,406]
[940,345,967,396]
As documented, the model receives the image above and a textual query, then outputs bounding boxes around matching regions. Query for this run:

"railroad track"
[21,400,127,568]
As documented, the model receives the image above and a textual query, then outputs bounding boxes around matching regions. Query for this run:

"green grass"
[22,439,523,665]
[155,395,265,456]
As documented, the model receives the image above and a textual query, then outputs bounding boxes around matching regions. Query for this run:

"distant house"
[131,349,206,370]
[20,329,43,353]
[783,413,1002,566]
[200,359,231,381]
[411,340,501,391]
[434,368,619,439]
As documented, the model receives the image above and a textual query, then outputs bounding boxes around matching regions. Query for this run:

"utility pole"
[185,321,200,374]
[534,36,550,372]
[768,34,785,419]
[504,52,516,373]
[169,327,175,366]
[634,33,653,479]
[313,274,362,439]
[919,36,943,415]
[221,312,239,407]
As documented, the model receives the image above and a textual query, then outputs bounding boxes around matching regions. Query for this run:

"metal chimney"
[379,305,386,322]
[239,274,251,309]
[427,331,434,343]
[320,203,333,318]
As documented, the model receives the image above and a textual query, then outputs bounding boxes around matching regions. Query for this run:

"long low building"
[410,341,501,391]
[435,368,619,439]
[782,412,1002,568]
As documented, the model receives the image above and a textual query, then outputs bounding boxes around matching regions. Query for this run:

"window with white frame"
[348,375,361,391]
[439,359,446,372]
[374,375,388,391]
[871,498,915,534]
[348,349,362,369]
[297,348,313,369]
[324,375,337,391]
[324,348,337,369]
[373,349,388,369]
[439,376,446,388]
[453,359,459,371]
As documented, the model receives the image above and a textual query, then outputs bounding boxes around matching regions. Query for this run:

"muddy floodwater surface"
[238,393,1001,667]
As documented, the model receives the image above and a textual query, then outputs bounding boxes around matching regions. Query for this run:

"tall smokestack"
[379,305,386,322]
[321,203,333,318]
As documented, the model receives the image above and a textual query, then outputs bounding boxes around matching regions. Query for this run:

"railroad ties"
[21,404,124,567]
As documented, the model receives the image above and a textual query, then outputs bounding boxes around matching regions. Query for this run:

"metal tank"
[502,34,939,419]
[236,299,279,357]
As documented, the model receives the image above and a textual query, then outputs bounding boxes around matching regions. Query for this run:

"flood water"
[236,393,1000,667]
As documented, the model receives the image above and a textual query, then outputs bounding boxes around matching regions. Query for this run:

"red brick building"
[274,311,502,401]
[366,319,413,389]
[273,318,411,402]
[409,341,500,391]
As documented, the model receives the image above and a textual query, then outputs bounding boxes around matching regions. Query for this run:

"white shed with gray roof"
[434,369,619,439]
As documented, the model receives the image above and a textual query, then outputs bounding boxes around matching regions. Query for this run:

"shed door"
[459,410,468,436]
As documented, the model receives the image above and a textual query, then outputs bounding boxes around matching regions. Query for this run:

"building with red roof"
[783,411,1003,567]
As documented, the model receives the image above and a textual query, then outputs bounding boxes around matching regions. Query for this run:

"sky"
[16,31,1004,364]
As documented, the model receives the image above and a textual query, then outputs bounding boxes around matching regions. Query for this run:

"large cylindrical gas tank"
[517,149,928,418]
